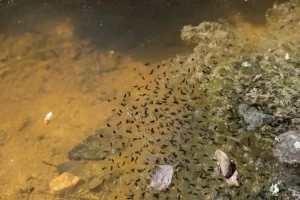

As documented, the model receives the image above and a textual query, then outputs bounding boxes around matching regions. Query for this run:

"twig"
[172,159,184,168]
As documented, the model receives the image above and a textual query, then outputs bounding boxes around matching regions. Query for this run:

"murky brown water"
[0,0,288,199]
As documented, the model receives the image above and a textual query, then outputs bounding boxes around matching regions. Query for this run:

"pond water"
[0,0,292,199]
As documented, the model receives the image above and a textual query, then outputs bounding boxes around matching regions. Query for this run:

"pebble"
[49,172,85,196]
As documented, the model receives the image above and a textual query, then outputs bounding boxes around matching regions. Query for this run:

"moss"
[174,0,300,135]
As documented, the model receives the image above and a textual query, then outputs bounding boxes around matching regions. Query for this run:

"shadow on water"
[0,0,287,61]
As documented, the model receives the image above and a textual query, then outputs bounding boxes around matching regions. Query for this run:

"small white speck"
[270,181,281,196]
[11,159,13,162]
[285,53,290,60]
[294,141,300,149]
[264,55,270,60]
[241,61,251,67]
[44,112,53,125]
[111,149,115,154]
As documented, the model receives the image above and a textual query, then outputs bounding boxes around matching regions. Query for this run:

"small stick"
[172,159,184,168]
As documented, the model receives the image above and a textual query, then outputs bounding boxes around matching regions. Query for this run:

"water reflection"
[0,0,288,199]
[0,0,287,61]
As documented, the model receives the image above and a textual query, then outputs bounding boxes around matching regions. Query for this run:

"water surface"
[0,0,287,199]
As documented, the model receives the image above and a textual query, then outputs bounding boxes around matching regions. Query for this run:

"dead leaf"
[149,165,173,191]
[214,149,232,178]
[225,170,239,187]
[149,160,183,191]
[214,149,239,187]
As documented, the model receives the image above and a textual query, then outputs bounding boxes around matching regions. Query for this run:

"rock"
[214,149,232,178]
[238,104,274,131]
[289,188,300,200]
[270,174,300,199]
[68,129,124,161]
[49,172,85,196]
[274,131,300,164]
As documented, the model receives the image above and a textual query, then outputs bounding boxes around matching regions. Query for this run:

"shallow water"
[0,0,290,199]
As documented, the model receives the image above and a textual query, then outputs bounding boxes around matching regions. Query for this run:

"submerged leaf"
[225,170,239,187]
[214,149,232,178]
[149,165,173,191]
[214,149,239,187]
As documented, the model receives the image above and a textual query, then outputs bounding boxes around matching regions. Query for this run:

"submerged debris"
[149,160,182,191]
[225,170,239,187]
[270,181,281,196]
[44,112,53,125]
[214,149,232,178]
[49,172,85,197]
[149,165,173,191]
[214,149,239,187]
[274,131,300,164]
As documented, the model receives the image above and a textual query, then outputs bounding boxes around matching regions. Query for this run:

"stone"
[274,131,300,164]
[238,104,274,131]
[49,172,85,196]
[272,173,300,198]
[289,189,300,200]
[68,129,125,161]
